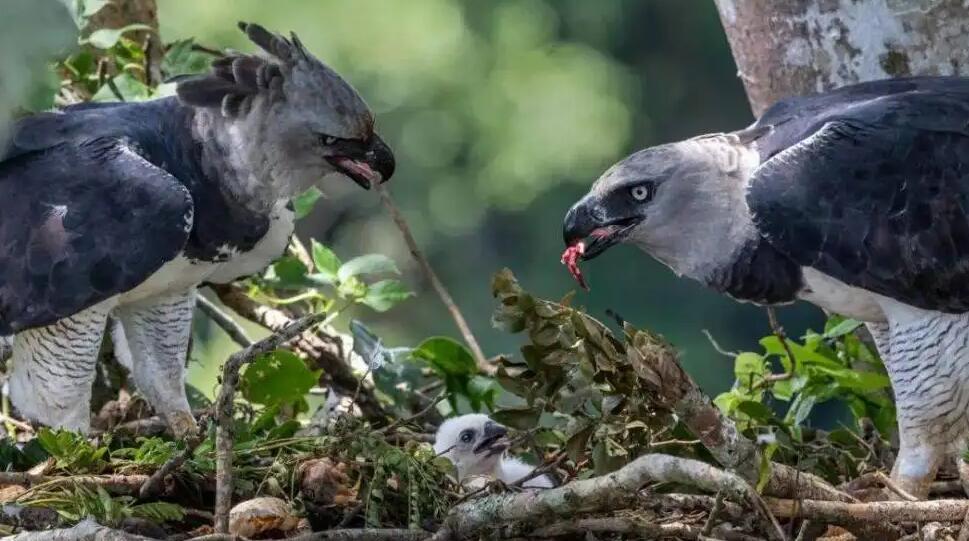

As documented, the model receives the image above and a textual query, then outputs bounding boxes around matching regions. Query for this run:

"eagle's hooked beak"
[563,196,640,261]
[327,134,396,190]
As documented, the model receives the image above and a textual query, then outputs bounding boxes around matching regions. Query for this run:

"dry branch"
[430,453,784,541]
[214,312,326,533]
[766,497,969,524]
[197,294,252,347]
[0,472,149,496]
[530,517,701,539]
[5,518,156,541]
[210,283,388,421]
[629,321,850,503]
[373,182,493,376]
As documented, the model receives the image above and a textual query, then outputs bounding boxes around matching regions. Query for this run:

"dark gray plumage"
[0,22,395,437]
[563,76,969,498]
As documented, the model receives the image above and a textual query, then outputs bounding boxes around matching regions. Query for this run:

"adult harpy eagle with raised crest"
[563,76,969,498]
[0,23,394,437]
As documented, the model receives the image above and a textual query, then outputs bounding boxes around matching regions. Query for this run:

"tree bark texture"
[715,0,969,116]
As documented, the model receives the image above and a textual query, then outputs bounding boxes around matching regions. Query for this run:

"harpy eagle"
[0,23,394,437]
[563,76,969,498]
[434,414,555,489]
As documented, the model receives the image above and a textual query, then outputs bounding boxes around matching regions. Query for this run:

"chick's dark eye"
[630,182,654,202]
[459,430,474,443]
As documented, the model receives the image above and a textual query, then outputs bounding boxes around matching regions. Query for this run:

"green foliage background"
[155,1,829,406]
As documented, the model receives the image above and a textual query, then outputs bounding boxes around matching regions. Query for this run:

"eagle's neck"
[191,107,289,214]
[635,137,762,281]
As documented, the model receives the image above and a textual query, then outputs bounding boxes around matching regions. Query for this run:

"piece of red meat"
[560,242,588,290]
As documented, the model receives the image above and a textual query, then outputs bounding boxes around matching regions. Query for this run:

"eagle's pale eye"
[459,429,474,443]
[323,136,337,145]
[630,183,653,202]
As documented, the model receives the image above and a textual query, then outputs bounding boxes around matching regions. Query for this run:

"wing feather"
[748,92,969,313]
[0,138,192,333]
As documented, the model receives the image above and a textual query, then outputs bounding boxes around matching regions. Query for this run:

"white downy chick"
[433,414,554,489]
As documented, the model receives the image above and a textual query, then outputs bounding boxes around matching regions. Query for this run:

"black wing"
[747,89,969,313]
[0,138,192,333]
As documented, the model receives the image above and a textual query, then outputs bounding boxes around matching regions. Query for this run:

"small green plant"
[111,437,177,473]
[25,484,183,526]
[714,316,895,440]
[36,428,110,474]
[251,239,413,315]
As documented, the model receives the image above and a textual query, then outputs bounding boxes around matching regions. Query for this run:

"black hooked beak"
[473,421,509,456]
[563,196,640,261]
[327,133,396,190]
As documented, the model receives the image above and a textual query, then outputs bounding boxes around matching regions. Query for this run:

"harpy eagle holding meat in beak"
[0,23,394,437]
[564,76,969,498]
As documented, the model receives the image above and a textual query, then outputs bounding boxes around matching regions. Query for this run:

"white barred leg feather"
[9,301,115,433]
[883,313,969,498]
[115,289,198,438]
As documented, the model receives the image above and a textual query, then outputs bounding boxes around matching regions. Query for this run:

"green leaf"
[412,337,476,377]
[338,254,399,282]
[735,400,773,422]
[83,23,153,49]
[823,318,863,339]
[311,240,341,280]
[491,406,541,430]
[293,187,324,219]
[362,280,414,312]
[161,38,212,78]
[130,501,185,523]
[734,352,766,380]
[91,72,151,102]
[270,256,309,287]
[241,350,322,406]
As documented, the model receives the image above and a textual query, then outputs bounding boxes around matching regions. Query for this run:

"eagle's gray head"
[563,135,759,280]
[433,414,510,480]
[176,22,394,194]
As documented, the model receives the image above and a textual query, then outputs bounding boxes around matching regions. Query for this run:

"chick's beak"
[474,421,509,455]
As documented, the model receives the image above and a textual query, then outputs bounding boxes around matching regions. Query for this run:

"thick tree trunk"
[715,0,969,116]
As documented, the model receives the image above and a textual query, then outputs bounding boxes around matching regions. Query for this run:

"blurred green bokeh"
[156,0,827,396]
[1,1,829,400]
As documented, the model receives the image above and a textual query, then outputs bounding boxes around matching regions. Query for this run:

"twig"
[0,472,150,496]
[187,530,427,541]
[139,415,211,499]
[431,453,786,541]
[375,390,445,436]
[287,236,315,269]
[702,489,726,535]
[510,450,566,488]
[214,312,326,533]
[372,182,492,375]
[958,506,969,541]
[197,294,253,347]
[210,283,388,422]
[5,517,156,540]
[529,518,701,538]
[764,497,969,528]
[762,307,794,384]
[702,329,738,358]
[874,471,918,502]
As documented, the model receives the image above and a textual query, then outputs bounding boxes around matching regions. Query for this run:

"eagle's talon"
[166,411,199,440]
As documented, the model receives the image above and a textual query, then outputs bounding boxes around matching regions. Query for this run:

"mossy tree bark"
[715,0,969,116]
